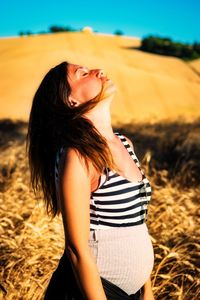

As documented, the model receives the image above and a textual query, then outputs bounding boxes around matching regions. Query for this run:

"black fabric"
[43,251,143,300]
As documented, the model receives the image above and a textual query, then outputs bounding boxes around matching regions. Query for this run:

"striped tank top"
[89,132,151,229]
[54,132,152,230]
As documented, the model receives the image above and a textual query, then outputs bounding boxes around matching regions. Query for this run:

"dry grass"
[0,119,199,300]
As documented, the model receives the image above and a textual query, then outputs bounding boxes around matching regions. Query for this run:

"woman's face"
[66,63,113,107]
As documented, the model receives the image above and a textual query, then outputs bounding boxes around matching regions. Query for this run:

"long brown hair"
[26,61,117,217]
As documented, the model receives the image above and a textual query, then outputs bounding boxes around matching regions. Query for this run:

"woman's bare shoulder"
[63,147,97,181]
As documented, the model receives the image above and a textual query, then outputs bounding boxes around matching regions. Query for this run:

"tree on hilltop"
[114,30,124,36]
[49,25,77,33]
[139,35,200,61]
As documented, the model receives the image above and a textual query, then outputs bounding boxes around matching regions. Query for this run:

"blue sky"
[0,0,199,44]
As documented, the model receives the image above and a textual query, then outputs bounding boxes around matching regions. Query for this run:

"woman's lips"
[102,77,110,83]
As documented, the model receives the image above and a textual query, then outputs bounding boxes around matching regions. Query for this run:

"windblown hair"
[26,61,117,217]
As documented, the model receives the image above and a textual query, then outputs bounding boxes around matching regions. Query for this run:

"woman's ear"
[68,95,79,107]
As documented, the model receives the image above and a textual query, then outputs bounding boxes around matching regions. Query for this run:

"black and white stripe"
[90,132,151,229]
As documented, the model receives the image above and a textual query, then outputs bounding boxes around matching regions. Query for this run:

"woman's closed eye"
[82,72,89,76]
[78,68,90,77]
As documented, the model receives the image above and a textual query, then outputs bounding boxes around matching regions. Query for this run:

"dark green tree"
[139,35,200,61]
[114,30,124,36]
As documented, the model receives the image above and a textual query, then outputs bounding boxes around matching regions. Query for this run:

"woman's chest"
[109,143,143,183]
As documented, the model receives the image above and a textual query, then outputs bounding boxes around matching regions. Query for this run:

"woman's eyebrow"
[67,67,83,81]
[74,67,81,74]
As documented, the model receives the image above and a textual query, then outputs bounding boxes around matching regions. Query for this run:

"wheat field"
[0,118,199,300]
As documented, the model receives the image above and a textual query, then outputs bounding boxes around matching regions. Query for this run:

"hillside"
[189,58,200,76]
[0,31,200,124]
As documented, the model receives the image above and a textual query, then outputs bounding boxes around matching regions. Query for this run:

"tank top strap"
[114,131,135,158]
[114,132,133,151]
[114,132,144,175]
[55,146,65,184]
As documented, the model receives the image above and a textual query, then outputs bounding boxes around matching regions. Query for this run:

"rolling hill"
[0,31,200,124]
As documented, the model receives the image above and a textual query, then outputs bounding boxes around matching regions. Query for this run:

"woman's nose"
[95,69,106,78]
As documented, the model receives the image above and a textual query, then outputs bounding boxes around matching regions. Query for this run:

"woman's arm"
[59,148,107,300]
[142,276,155,300]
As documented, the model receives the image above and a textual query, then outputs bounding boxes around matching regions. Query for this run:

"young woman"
[26,62,155,300]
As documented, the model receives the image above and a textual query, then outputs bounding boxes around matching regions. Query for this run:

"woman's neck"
[84,101,117,142]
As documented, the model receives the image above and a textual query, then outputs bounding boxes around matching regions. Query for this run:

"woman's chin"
[101,79,116,99]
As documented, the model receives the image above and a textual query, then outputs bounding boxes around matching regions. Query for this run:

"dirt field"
[0,31,200,123]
